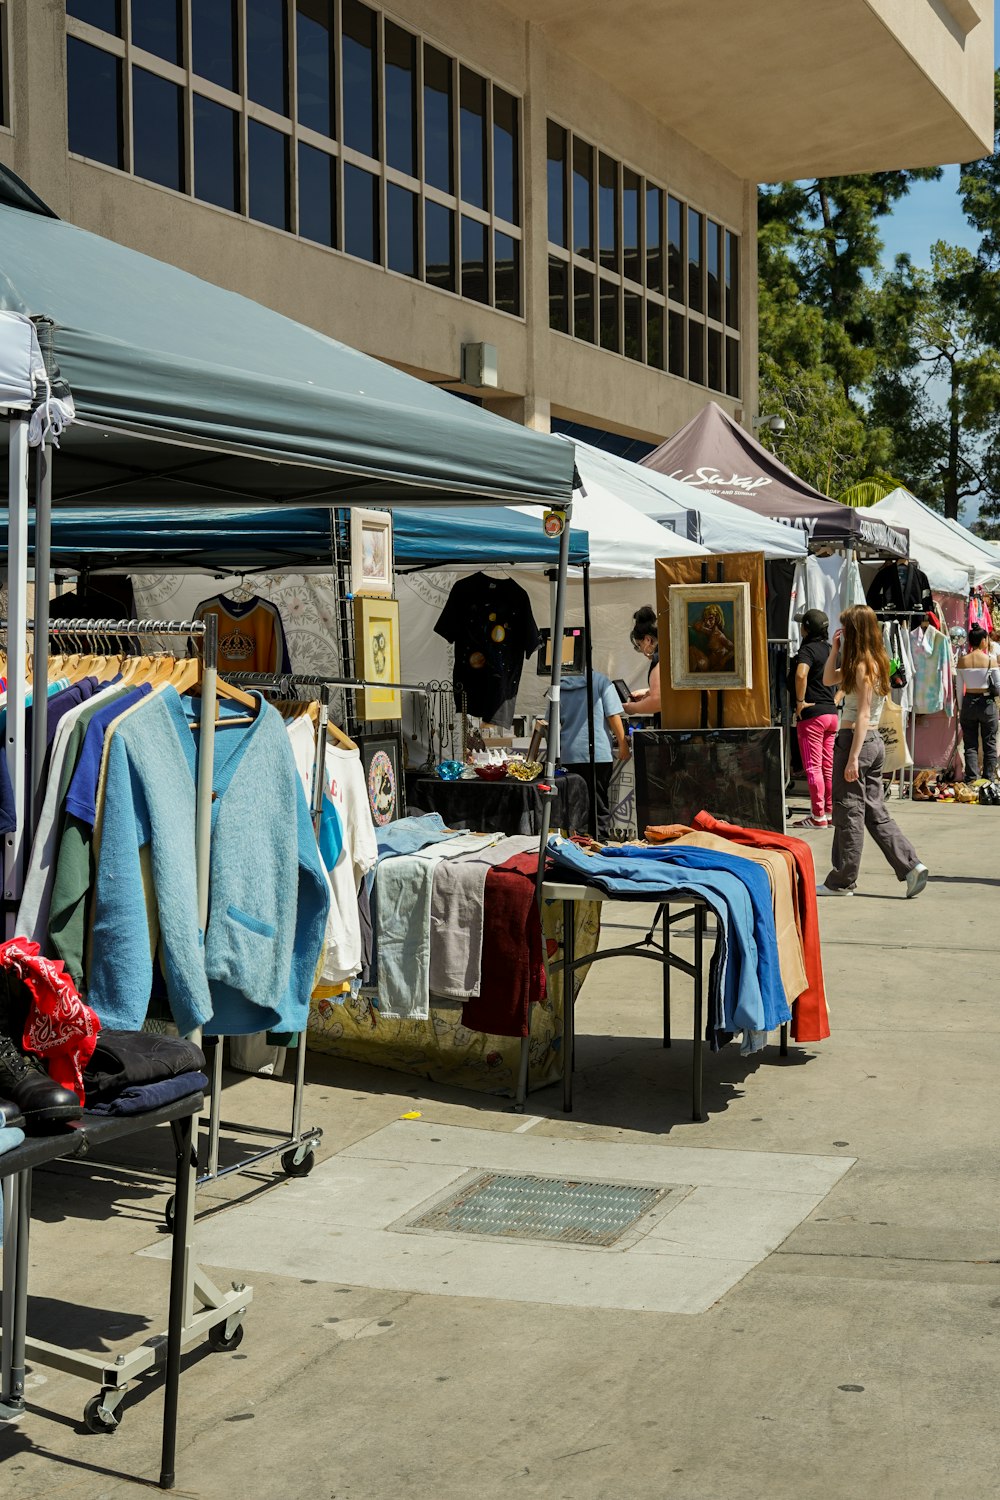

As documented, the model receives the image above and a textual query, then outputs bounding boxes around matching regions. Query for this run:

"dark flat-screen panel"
[634,727,785,835]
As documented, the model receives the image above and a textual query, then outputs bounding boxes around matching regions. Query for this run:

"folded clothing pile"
[83,1030,207,1116]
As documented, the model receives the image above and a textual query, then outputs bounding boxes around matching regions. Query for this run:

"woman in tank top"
[817,604,928,898]
[956,625,1000,782]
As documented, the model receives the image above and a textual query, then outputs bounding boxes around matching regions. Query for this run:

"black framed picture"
[355,731,406,827]
[634,727,786,835]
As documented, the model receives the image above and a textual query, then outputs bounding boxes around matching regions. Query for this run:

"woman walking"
[791,608,839,829]
[817,604,929,898]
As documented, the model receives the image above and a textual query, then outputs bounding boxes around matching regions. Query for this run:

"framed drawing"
[350,507,393,597]
[668,581,753,692]
[356,732,405,825]
[353,596,402,720]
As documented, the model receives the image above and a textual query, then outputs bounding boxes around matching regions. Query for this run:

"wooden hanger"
[327,719,357,751]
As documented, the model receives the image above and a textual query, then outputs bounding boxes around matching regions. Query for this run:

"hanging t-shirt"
[434,572,541,727]
[320,745,379,984]
[193,594,292,675]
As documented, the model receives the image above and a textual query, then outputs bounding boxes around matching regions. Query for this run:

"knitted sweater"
[88,689,329,1036]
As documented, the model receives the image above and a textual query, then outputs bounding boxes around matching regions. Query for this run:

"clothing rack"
[874,608,937,801]
[1,611,252,1445]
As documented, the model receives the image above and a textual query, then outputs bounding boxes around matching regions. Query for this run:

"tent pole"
[4,416,30,934]
[536,504,573,900]
[583,562,597,838]
[31,442,53,830]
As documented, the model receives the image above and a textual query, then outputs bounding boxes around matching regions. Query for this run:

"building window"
[63,2,523,315]
[547,120,739,392]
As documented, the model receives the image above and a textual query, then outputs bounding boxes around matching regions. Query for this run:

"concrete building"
[0,1,993,448]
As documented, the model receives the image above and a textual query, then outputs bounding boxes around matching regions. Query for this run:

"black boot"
[0,1095,26,1129]
[0,1036,81,1128]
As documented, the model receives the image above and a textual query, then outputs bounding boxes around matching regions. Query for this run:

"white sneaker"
[905,863,929,899]
[816,883,854,896]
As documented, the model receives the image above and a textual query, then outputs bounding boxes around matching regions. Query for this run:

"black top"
[434,572,541,727]
[866,561,934,619]
[792,638,837,720]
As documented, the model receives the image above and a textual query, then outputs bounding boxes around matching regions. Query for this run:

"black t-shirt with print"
[792,637,837,721]
[434,573,541,727]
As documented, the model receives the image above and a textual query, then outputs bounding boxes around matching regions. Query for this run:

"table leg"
[159,1110,195,1490]
[514,1035,530,1112]
[5,1169,32,1416]
[692,907,704,1122]
[779,1022,789,1057]
[662,907,672,1049]
[0,1173,17,1415]
[562,900,575,1114]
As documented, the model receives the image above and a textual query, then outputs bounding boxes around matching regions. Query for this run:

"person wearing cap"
[791,608,839,828]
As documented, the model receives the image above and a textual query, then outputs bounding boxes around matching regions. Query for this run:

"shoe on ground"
[905,863,930,899]
[0,1035,81,1128]
[0,1094,26,1129]
[792,815,828,829]
[816,883,854,896]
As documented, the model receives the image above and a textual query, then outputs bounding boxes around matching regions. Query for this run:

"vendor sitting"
[559,670,629,839]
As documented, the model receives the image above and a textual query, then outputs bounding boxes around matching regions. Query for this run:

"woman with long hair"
[817,604,928,898]
[622,605,661,724]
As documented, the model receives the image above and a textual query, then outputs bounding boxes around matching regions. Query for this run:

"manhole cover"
[404,1172,672,1247]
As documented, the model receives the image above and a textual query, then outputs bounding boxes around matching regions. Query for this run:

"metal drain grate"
[405,1172,670,1247]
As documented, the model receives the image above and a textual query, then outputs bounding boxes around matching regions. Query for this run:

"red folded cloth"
[462,851,546,1039]
[691,813,830,1043]
[0,936,101,1101]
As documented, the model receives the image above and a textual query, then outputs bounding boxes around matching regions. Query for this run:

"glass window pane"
[132,0,181,63]
[668,310,685,377]
[574,266,595,343]
[249,119,289,228]
[493,89,519,226]
[688,208,703,312]
[668,195,683,302]
[67,0,120,34]
[423,46,453,194]
[296,0,333,135]
[646,185,662,293]
[192,0,237,91]
[384,22,416,176]
[461,215,488,303]
[708,328,723,390]
[726,336,741,397]
[707,220,722,322]
[623,168,640,283]
[343,0,377,159]
[688,320,705,384]
[67,38,122,168]
[646,303,664,370]
[624,291,642,362]
[599,278,619,352]
[194,94,239,210]
[344,163,379,262]
[573,138,593,260]
[387,183,418,277]
[298,141,336,246]
[725,230,740,329]
[495,232,520,316]
[549,256,568,332]
[425,201,455,291]
[133,66,184,191]
[547,121,566,247]
[459,69,487,211]
[598,153,618,273]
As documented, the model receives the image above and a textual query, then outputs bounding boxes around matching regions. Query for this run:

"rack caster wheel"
[83,1394,120,1433]
[209,1321,245,1353]
[281,1146,315,1178]
[164,1195,176,1232]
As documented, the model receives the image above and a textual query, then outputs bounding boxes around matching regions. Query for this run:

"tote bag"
[878,695,912,772]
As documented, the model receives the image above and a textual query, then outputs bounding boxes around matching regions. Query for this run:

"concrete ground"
[2,799,999,1500]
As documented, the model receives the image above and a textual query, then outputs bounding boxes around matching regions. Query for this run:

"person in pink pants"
[792,608,839,828]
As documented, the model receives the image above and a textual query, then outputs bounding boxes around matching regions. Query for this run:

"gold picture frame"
[668,581,753,692]
[353,596,402,720]
[350,507,393,598]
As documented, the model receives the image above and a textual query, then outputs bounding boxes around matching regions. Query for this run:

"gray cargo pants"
[824,729,919,891]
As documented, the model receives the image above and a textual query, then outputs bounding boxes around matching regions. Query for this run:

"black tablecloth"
[405,772,589,836]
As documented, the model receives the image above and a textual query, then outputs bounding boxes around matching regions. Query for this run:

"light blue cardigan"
[89,689,330,1036]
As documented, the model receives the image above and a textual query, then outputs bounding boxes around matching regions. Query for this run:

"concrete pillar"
[482,394,552,432]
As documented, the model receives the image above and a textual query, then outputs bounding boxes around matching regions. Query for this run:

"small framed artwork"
[350,507,393,597]
[356,732,405,826]
[668,581,753,692]
[353,595,402,720]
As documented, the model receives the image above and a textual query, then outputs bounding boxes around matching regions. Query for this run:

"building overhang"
[507,0,994,180]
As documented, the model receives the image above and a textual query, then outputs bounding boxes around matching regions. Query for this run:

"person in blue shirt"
[558,670,629,837]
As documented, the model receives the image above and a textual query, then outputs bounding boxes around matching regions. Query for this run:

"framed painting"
[668,581,753,692]
[356,732,405,826]
[350,507,393,597]
[353,595,402,720]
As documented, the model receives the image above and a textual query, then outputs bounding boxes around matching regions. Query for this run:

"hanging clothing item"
[194,593,292,675]
[320,744,379,985]
[88,689,329,1037]
[866,560,934,620]
[691,812,830,1045]
[910,624,954,715]
[429,834,535,1001]
[434,572,540,727]
[461,849,547,1039]
[0,937,100,1102]
[787,554,863,650]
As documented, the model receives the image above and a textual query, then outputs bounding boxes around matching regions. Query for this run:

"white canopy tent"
[866,488,1000,594]
[566,436,808,561]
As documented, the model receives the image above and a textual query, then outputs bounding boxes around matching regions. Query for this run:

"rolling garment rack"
[0,602,251,1473]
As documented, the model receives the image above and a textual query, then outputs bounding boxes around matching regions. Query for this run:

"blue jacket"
[89,689,330,1037]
